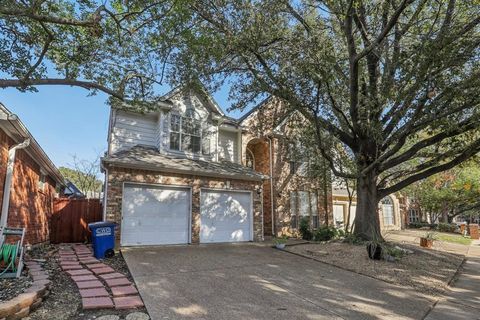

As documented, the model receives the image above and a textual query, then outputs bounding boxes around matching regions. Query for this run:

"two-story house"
[101,87,333,246]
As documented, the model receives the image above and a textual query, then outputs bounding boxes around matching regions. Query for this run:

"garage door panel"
[122,185,190,246]
[200,190,252,243]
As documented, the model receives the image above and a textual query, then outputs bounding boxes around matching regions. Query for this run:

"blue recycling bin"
[88,221,116,259]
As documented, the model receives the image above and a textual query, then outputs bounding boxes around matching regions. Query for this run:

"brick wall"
[273,137,333,236]
[241,99,334,238]
[0,128,57,244]
[105,165,264,245]
[248,140,272,235]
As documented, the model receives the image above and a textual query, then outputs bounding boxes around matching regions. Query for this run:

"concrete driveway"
[122,244,433,320]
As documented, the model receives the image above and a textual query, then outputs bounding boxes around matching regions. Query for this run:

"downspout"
[0,139,30,231]
[267,136,275,236]
[102,167,108,221]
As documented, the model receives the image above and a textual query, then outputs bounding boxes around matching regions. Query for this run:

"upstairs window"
[170,114,181,150]
[169,114,203,154]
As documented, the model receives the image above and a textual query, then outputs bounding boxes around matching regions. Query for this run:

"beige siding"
[218,130,239,163]
[110,110,158,153]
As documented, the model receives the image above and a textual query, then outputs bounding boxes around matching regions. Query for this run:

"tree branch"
[354,0,413,63]
[0,78,123,100]
[0,5,104,27]
[378,139,480,197]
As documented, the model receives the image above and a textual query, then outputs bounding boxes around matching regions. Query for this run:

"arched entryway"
[245,138,273,236]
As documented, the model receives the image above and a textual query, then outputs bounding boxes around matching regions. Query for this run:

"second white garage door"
[200,190,252,243]
[121,184,190,246]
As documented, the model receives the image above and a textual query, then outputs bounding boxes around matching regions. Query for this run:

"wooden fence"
[50,198,103,243]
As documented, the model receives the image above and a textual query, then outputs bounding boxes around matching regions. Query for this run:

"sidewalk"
[424,239,480,320]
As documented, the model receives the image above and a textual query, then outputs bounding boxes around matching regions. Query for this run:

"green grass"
[436,233,472,245]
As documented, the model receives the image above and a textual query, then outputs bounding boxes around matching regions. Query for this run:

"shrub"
[408,222,429,229]
[437,223,456,233]
[273,234,288,245]
[299,217,313,240]
[408,222,438,229]
[313,226,338,241]
[343,232,364,245]
[384,246,406,259]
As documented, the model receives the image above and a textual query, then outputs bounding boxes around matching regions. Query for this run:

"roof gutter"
[1,106,65,186]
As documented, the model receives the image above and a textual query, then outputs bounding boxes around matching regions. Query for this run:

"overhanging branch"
[378,139,480,197]
[0,78,123,100]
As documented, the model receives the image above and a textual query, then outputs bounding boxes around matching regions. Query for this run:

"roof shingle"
[102,145,265,181]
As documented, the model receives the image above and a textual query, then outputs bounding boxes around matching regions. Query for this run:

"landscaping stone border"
[0,260,50,320]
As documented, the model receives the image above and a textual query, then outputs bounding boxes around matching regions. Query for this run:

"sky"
[0,85,240,169]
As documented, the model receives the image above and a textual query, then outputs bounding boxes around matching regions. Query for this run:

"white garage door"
[121,184,190,246]
[200,190,252,243]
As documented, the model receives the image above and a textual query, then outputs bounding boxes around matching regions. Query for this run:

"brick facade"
[104,166,263,246]
[0,129,57,244]
[242,99,334,237]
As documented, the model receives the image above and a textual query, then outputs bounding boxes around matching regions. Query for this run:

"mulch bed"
[0,269,32,302]
[285,241,465,297]
[24,244,148,320]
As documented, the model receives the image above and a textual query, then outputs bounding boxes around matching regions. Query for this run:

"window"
[290,191,298,229]
[169,114,203,153]
[298,191,310,217]
[169,114,181,150]
[310,192,319,229]
[381,197,395,226]
[181,117,201,153]
[246,148,255,169]
[312,215,319,229]
[202,128,211,155]
[291,191,319,229]
[409,208,420,223]
[38,173,46,191]
[290,215,298,229]
[289,161,296,175]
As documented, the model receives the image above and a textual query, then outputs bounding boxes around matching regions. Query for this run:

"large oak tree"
[2,1,480,240]
[161,0,480,240]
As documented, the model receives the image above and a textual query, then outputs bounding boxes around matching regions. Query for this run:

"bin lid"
[88,221,116,229]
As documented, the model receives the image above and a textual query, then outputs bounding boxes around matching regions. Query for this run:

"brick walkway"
[58,244,144,310]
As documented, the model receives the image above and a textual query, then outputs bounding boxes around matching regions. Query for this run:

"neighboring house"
[101,87,333,246]
[332,187,404,231]
[63,180,86,198]
[0,103,65,244]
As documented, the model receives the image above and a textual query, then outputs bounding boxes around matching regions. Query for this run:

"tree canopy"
[161,0,480,239]
[0,0,182,102]
[405,160,480,223]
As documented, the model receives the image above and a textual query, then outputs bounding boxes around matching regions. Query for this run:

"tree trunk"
[353,171,382,241]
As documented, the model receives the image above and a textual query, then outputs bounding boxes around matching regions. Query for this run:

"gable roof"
[0,103,65,186]
[102,145,265,181]
[161,84,226,117]
[238,96,273,124]
[64,180,85,198]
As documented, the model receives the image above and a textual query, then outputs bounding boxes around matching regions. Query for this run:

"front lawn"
[437,233,472,245]
[285,239,465,297]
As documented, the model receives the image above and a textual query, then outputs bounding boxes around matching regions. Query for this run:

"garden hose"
[0,241,19,275]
